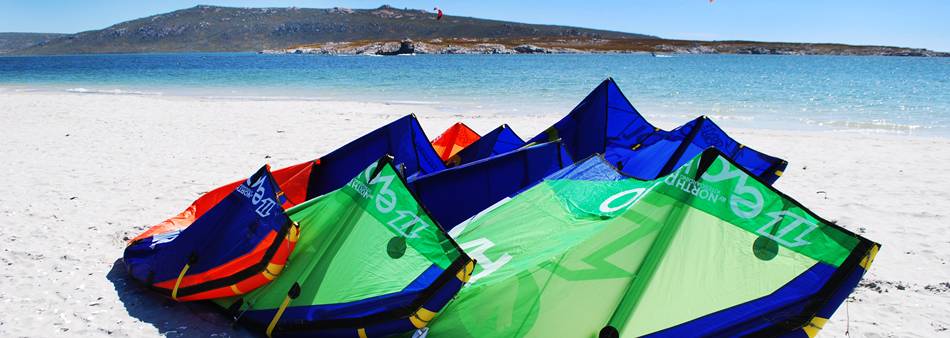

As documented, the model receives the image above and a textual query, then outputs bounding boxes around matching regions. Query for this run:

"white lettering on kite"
[348,178,371,199]
[237,174,277,218]
[702,160,763,219]
[387,210,430,239]
[356,163,431,239]
[757,211,818,247]
[599,188,647,213]
[368,171,398,213]
[458,237,512,284]
[255,198,276,218]
[663,174,724,203]
[701,159,818,248]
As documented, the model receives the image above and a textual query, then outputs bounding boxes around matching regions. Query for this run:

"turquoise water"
[1,53,949,135]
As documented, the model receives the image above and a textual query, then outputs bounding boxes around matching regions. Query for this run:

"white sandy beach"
[0,91,948,338]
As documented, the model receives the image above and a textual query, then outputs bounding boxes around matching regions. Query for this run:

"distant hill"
[11,5,651,55]
[6,5,947,57]
[0,33,66,54]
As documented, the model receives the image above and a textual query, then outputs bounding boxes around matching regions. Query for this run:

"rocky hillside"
[0,33,66,54]
[11,5,651,55]
[7,5,947,57]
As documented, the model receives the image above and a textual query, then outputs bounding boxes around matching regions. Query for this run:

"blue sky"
[2,0,948,51]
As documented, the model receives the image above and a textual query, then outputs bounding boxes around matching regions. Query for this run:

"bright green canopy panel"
[431,149,878,338]
[216,157,472,338]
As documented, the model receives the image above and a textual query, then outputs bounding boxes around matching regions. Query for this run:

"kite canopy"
[448,124,525,168]
[526,78,787,184]
[431,122,481,163]
[124,165,300,301]
[429,149,877,337]
[219,157,473,338]
[305,114,446,200]
[408,140,571,230]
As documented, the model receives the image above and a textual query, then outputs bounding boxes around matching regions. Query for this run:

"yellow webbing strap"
[170,263,191,301]
[860,244,880,270]
[802,316,828,338]
[262,263,284,281]
[266,282,300,337]
[409,307,437,329]
[357,328,368,338]
[288,221,300,242]
[456,260,475,283]
[631,144,641,150]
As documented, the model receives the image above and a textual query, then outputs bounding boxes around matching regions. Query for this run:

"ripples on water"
[1,53,948,136]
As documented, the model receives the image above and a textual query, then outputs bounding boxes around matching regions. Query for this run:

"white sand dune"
[1,91,947,337]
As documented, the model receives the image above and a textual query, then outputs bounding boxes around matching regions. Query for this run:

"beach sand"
[1,91,947,337]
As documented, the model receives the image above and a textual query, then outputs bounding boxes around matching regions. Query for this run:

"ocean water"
[1,53,948,136]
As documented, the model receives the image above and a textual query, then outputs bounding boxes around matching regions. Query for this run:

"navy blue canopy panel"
[124,165,296,301]
[449,124,525,167]
[407,141,572,230]
[526,78,656,163]
[305,114,446,200]
[526,78,787,184]
[609,116,787,183]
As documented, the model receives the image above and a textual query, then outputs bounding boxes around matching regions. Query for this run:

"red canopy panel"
[431,122,480,162]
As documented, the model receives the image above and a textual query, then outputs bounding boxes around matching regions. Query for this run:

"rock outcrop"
[376,39,415,55]
[513,44,548,54]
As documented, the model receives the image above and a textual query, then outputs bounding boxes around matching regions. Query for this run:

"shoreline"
[3,87,946,139]
[1,90,949,337]
[268,38,950,57]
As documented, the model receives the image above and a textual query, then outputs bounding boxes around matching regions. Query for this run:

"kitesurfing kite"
[124,165,303,301]
[527,78,788,184]
[430,149,879,337]
[216,157,474,338]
